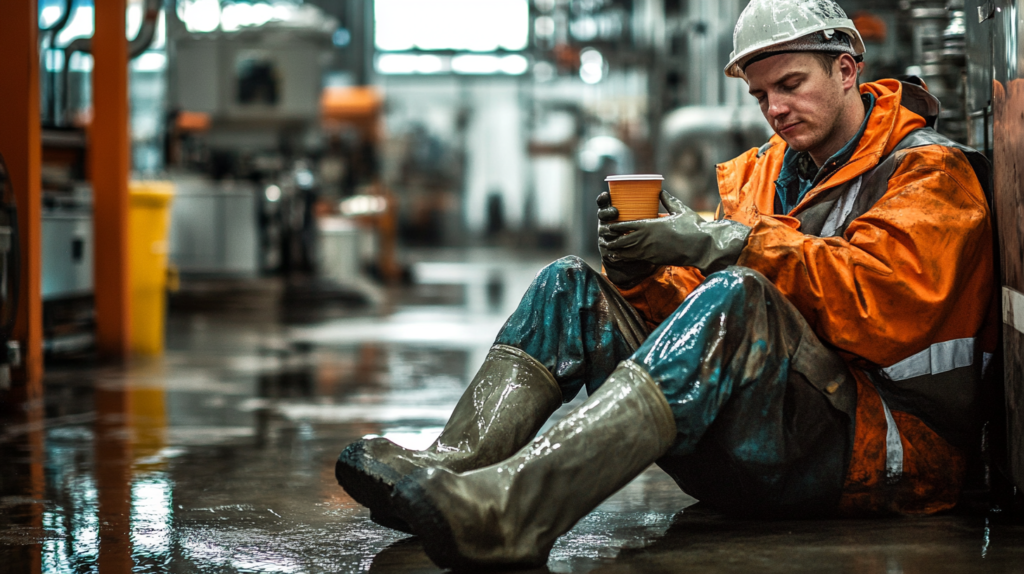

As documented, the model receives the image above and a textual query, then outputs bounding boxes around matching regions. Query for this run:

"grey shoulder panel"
[796,128,990,238]
[756,142,774,158]
[886,128,992,204]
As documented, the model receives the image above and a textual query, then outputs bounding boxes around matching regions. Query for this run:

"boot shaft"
[428,344,562,471]
[393,360,676,569]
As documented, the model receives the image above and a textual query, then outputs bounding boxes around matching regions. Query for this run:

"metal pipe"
[42,0,75,33]
[129,0,162,59]
[42,0,75,126]
[60,0,162,125]
[659,106,771,168]
[60,37,90,125]
[658,106,772,210]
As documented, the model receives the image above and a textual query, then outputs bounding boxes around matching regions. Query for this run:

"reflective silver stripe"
[879,394,903,483]
[819,176,862,237]
[881,337,975,382]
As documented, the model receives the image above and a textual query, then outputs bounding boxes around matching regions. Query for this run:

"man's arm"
[738,146,994,366]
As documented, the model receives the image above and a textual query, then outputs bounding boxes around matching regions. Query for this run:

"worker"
[335,0,997,569]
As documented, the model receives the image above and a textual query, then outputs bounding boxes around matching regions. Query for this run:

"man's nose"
[767,97,788,121]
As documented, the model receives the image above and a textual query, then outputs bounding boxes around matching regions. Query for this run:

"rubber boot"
[336,344,562,533]
[390,360,677,570]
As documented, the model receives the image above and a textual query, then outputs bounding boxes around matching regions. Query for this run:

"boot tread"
[336,441,414,534]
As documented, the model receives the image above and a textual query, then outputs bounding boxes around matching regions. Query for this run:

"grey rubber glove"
[600,190,751,275]
[596,191,657,288]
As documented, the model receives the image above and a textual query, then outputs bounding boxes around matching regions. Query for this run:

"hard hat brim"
[725,23,866,80]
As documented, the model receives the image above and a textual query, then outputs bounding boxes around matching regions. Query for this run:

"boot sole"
[391,473,548,571]
[335,442,414,534]
[390,474,465,570]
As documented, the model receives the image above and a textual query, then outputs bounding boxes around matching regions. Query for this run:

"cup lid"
[605,174,664,181]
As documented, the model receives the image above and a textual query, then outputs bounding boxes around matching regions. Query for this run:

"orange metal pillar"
[0,7,44,569]
[92,0,132,359]
[0,0,44,390]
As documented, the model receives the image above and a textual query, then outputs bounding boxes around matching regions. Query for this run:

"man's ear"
[838,54,859,91]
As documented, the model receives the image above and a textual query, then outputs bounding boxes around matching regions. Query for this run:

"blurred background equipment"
[25,0,1002,343]
[23,0,995,347]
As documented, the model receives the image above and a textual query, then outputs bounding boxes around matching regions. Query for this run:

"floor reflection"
[95,386,133,572]
[1,249,1023,573]
[1,394,45,573]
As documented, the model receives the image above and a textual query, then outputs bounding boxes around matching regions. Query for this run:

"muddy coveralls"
[496,78,996,517]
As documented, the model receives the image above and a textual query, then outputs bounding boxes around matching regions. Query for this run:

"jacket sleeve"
[612,266,705,329]
[737,146,994,367]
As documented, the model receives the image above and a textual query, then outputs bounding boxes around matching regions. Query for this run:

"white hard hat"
[725,0,866,79]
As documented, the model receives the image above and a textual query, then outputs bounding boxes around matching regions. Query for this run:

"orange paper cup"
[605,174,664,221]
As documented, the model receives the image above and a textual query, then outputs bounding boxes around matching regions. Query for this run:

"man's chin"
[777,133,811,152]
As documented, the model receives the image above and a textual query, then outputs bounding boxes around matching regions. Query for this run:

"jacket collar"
[775,93,877,214]
[786,79,930,214]
[715,79,934,219]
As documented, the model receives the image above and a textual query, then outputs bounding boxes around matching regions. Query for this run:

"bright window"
[375,0,529,52]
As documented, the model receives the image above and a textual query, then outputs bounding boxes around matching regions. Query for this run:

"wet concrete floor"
[2,248,1024,573]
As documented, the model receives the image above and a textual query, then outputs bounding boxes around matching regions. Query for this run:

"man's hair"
[811,52,861,85]
[811,52,839,76]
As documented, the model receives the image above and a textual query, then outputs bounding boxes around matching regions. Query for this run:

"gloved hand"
[599,190,751,275]
[596,191,657,288]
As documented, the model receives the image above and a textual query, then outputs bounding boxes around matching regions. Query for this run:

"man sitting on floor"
[335,0,997,569]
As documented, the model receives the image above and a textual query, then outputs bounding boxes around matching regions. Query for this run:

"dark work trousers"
[495,256,857,518]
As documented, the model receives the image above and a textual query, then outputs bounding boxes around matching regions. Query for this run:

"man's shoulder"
[889,143,988,204]
[887,129,990,198]
[716,137,789,221]
[892,139,968,165]
[754,134,789,159]
[720,135,787,173]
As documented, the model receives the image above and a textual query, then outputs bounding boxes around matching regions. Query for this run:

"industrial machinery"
[166,174,259,276]
[165,7,338,279]
[654,1,774,221]
[658,106,773,213]
[39,127,94,355]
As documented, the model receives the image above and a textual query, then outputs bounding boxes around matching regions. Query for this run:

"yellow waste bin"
[129,181,175,355]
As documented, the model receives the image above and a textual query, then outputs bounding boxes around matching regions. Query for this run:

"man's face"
[744,52,845,154]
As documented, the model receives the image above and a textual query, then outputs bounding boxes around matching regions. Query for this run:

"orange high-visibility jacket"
[617,79,997,514]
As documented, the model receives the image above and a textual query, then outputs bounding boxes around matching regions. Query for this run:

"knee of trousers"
[695,266,776,307]
[537,255,602,285]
